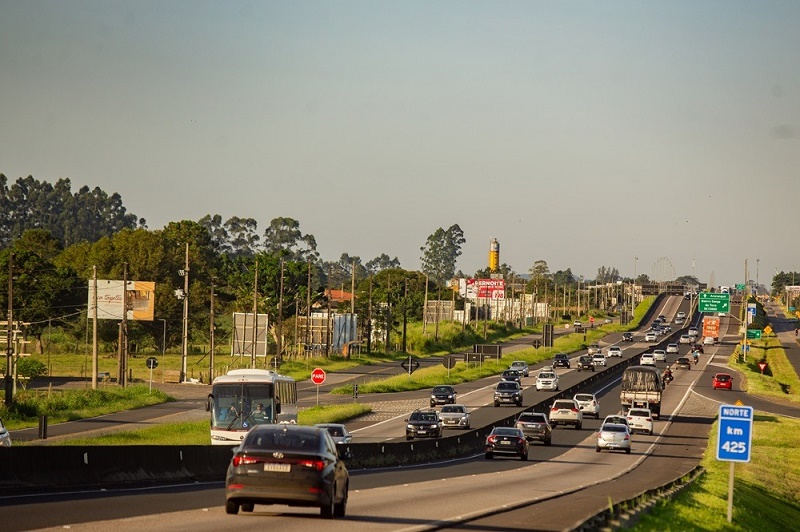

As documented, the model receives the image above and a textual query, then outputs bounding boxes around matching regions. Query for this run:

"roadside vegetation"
[45,403,372,446]
[730,336,800,404]
[0,385,171,430]
[630,415,800,531]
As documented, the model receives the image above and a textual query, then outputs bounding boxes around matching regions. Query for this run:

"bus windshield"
[211,383,275,430]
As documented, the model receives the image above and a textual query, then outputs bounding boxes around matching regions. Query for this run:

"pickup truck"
[620,365,663,418]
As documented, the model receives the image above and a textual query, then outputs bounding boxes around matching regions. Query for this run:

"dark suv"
[405,409,443,440]
[622,332,634,342]
[430,385,457,407]
[494,381,523,407]
[577,355,595,372]
[553,353,571,368]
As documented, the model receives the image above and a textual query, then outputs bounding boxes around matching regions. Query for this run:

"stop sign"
[311,367,326,385]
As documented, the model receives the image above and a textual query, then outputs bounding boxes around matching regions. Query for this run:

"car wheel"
[596,447,601,453]
[545,438,552,446]
[226,500,240,515]
[494,402,499,407]
[626,448,631,455]
[485,452,493,459]
[520,453,528,461]
[576,423,582,430]
[406,435,413,441]
[321,486,336,518]
[430,402,435,408]
[241,503,254,513]
[334,482,348,518]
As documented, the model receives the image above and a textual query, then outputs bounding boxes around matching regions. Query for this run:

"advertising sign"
[88,280,156,321]
[702,316,720,339]
[463,278,506,300]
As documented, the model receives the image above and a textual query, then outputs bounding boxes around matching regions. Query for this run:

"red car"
[712,373,733,390]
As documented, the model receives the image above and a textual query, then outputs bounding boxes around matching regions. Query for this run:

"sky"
[2,1,798,288]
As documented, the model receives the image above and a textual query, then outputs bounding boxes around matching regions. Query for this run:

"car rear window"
[518,413,544,422]
[716,375,731,382]
[629,410,650,417]
[247,429,319,451]
[602,424,627,433]
[575,394,594,402]
[494,428,520,437]
[553,401,574,409]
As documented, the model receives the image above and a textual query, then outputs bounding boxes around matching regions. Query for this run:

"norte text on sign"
[310,367,326,385]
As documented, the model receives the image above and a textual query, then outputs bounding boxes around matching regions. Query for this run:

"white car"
[645,332,657,342]
[0,418,11,447]
[679,334,692,344]
[666,343,679,355]
[607,346,622,357]
[653,349,667,362]
[626,408,654,435]
[313,423,353,445]
[640,353,656,366]
[676,311,686,319]
[540,365,554,373]
[704,336,717,345]
[592,353,607,367]
[688,327,699,338]
[573,393,601,419]
[536,371,559,391]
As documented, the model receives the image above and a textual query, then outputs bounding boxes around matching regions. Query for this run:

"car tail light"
[487,436,497,444]
[232,454,260,467]
[571,408,578,413]
[646,418,652,422]
[624,434,630,441]
[297,459,326,471]
[550,408,558,412]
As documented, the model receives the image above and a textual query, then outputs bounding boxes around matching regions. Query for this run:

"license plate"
[263,463,290,472]
[501,440,513,445]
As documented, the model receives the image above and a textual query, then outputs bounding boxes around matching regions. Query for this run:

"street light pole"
[161,318,167,357]
[180,243,189,383]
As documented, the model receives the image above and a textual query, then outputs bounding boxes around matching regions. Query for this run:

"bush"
[16,357,47,389]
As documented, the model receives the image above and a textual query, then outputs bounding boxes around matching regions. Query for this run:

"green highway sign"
[735,284,746,290]
[746,329,762,339]
[698,292,730,313]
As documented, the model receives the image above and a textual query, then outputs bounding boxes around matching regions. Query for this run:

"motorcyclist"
[692,350,699,364]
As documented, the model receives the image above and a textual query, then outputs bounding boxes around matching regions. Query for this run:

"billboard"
[462,278,506,300]
[231,312,269,358]
[88,280,156,321]
[702,316,720,339]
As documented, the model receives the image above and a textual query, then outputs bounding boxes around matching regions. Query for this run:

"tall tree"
[262,217,319,262]
[365,253,401,274]
[596,266,620,284]
[420,224,465,284]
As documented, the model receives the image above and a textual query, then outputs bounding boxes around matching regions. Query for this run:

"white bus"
[207,369,298,445]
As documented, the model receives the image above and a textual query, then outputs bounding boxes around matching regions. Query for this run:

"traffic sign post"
[746,329,761,340]
[758,361,768,374]
[400,355,419,376]
[716,404,754,523]
[311,367,326,406]
[698,292,730,313]
[145,357,158,393]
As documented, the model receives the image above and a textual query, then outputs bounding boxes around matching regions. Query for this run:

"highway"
[4,295,776,531]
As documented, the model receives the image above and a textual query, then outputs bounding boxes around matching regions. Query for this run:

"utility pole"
[277,258,284,359]
[350,259,356,315]
[5,253,13,406]
[402,278,408,353]
[422,274,429,334]
[180,243,189,383]
[120,262,129,387]
[251,259,258,369]
[306,259,311,353]
[209,277,215,383]
[385,275,391,350]
[92,266,98,390]
[367,275,373,353]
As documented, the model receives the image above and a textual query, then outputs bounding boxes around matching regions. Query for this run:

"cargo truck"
[620,365,663,419]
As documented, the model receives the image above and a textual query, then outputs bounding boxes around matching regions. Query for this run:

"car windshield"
[412,413,438,422]
[433,386,451,393]
[511,362,525,368]
[441,405,464,413]
[553,401,573,409]
[629,410,649,417]
[539,372,555,379]
[497,383,517,390]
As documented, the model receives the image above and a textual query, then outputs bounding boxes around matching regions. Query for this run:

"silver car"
[596,423,631,454]
[439,404,471,429]
[509,360,529,377]
[573,393,600,419]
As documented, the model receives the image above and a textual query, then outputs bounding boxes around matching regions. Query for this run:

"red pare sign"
[311,367,326,385]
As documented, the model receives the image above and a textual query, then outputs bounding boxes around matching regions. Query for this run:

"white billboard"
[88,280,156,321]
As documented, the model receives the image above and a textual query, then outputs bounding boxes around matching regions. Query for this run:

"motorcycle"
[662,369,674,384]
[693,352,699,365]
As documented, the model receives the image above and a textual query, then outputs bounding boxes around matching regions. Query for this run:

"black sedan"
[225,425,350,518]
[485,426,529,460]
[675,356,692,369]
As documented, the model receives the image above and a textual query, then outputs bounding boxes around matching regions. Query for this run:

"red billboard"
[465,278,506,300]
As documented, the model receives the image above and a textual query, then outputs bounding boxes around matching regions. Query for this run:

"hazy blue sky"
[2,1,798,286]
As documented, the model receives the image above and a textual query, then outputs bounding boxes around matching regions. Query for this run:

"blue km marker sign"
[716,404,753,462]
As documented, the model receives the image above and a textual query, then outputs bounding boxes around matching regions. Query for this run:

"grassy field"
[729,336,800,404]
[630,415,800,531]
[45,403,373,446]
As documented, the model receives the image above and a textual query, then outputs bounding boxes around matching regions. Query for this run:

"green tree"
[420,224,465,284]
[262,217,318,262]
[16,357,48,389]
[365,254,401,274]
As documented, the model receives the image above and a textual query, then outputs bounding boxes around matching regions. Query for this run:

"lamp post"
[160,319,167,356]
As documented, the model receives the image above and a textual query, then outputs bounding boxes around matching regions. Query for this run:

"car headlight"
[407,424,415,430]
